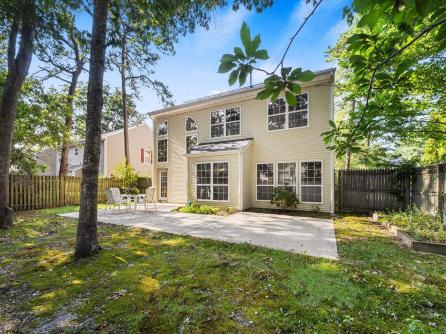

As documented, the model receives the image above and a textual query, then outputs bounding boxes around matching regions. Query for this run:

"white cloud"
[195,8,250,51]
[324,19,348,46]
[291,0,314,23]
[210,89,224,95]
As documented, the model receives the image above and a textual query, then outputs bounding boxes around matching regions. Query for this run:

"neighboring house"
[37,124,153,177]
[149,68,335,213]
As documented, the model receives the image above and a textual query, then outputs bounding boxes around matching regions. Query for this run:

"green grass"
[176,204,238,216]
[1,210,445,333]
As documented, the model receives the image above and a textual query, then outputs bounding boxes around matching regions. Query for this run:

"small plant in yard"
[177,203,237,216]
[111,162,139,188]
[387,205,446,243]
[270,187,299,209]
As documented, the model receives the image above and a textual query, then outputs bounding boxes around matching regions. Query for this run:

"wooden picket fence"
[7,175,126,211]
[337,163,446,215]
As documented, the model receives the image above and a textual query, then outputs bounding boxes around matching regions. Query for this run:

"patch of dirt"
[229,311,254,327]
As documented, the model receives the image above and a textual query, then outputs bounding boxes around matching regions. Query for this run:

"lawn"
[1,209,445,333]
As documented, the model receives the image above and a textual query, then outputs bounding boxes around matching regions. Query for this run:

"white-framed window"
[268,93,309,131]
[211,107,240,138]
[256,163,274,201]
[185,116,198,132]
[158,120,168,136]
[196,162,229,201]
[277,162,297,193]
[300,161,322,203]
[157,139,167,163]
[186,134,198,153]
[157,120,168,163]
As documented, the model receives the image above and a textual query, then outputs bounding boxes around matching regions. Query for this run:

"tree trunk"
[0,8,36,229]
[59,67,82,177]
[121,31,130,165]
[75,0,109,258]
[345,147,351,171]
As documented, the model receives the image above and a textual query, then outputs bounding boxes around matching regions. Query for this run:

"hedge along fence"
[7,175,127,211]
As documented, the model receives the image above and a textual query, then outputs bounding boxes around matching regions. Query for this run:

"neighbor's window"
[196,162,229,201]
[185,116,198,132]
[277,162,297,193]
[186,134,198,153]
[211,107,240,138]
[157,138,167,163]
[300,161,322,203]
[268,93,308,131]
[256,163,274,200]
[74,148,79,156]
[158,120,168,136]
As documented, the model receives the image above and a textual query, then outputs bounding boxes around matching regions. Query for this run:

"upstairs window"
[158,120,168,136]
[185,116,198,132]
[211,107,240,138]
[157,121,168,163]
[268,93,309,131]
[186,134,198,153]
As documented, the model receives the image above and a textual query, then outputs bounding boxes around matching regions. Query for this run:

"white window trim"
[299,160,323,204]
[157,120,168,163]
[277,161,298,194]
[195,161,230,202]
[255,162,275,202]
[209,106,242,139]
[157,120,168,137]
[185,133,198,153]
[159,170,168,200]
[185,116,198,132]
[157,138,168,163]
[266,92,310,132]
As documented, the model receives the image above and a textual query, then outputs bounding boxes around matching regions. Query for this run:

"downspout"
[239,152,243,210]
[329,73,335,214]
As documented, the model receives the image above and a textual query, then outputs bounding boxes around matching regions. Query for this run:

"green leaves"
[218,21,269,87]
[240,21,252,57]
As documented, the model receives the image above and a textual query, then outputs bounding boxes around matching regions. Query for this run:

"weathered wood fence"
[337,163,446,215]
[7,176,126,211]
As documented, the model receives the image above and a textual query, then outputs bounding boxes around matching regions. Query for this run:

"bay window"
[197,162,229,201]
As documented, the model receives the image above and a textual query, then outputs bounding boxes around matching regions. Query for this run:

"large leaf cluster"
[218,21,315,106]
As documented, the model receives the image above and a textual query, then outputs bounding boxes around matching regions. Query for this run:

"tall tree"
[74,0,273,257]
[323,0,446,165]
[0,0,36,228]
[75,0,110,258]
[36,13,89,177]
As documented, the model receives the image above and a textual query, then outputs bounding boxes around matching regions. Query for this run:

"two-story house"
[149,68,335,213]
[37,123,154,177]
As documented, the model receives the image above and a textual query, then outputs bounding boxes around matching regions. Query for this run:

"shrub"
[270,187,299,209]
[112,162,139,187]
[177,203,237,216]
[388,205,446,242]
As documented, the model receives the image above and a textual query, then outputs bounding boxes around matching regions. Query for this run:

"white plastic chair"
[104,188,129,214]
[143,187,157,212]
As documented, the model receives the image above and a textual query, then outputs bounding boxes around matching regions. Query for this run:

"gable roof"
[149,67,335,119]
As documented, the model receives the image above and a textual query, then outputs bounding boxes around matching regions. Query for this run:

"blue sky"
[30,0,350,124]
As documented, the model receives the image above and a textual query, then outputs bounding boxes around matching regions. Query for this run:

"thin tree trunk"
[0,6,36,229]
[121,31,130,165]
[59,67,82,177]
[345,99,356,171]
[75,0,109,258]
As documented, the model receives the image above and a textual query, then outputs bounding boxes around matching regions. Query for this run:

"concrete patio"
[62,203,338,259]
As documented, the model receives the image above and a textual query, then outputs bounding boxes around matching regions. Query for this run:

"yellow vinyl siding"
[152,72,333,212]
